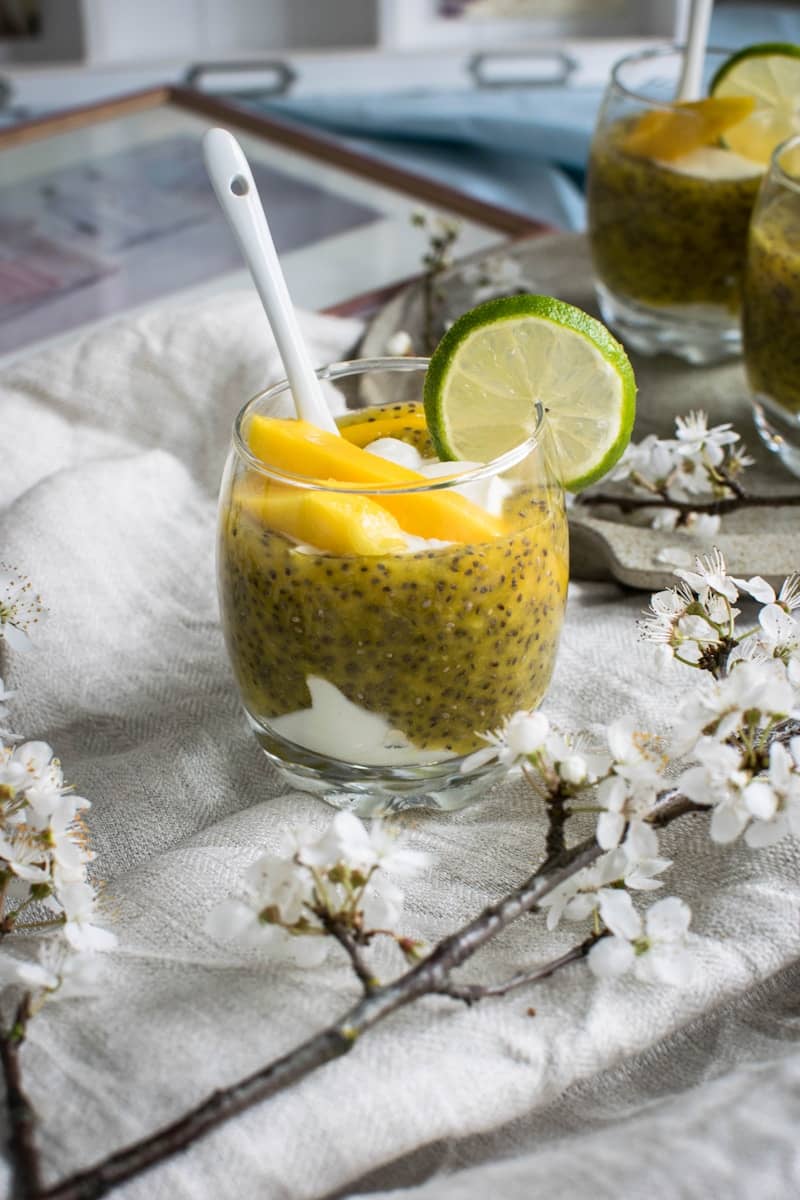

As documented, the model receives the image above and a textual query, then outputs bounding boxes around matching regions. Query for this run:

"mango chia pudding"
[218,396,568,769]
[743,184,800,416]
[587,116,762,312]
[580,42,800,363]
[215,299,635,812]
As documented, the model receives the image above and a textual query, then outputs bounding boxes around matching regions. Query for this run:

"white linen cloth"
[1,289,799,1200]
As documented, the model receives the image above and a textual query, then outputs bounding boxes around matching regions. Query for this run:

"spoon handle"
[203,127,338,433]
[676,0,713,103]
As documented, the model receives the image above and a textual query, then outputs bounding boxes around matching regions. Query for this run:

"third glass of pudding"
[742,134,800,477]
[587,46,763,364]
[217,358,568,816]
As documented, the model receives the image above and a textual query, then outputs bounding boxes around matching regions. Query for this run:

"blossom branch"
[33,791,705,1200]
[576,411,800,535]
[411,212,461,354]
[576,489,800,518]
[1,994,43,1200]
[7,553,798,1199]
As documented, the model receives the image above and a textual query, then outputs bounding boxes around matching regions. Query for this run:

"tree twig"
[320,916,379,995]
[544,791,569,863]
[1,993,42,1200]
[773,718,800,744]
[33,789,701,1200]
[435,933,602,1004]
[575,490,800,518]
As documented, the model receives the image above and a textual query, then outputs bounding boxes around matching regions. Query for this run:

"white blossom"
[594,718,666,851]
[2,941,104,1000]
[777,573,800,613]
[638,580,731,666]
[206,813,427,967]
[0,830,50,882]
[588,895,694,986]
[0,739,51,801]
[742,739,800,848]
[674,411,739,466]
[675,547,740,603]
[385,330,413,356]
[609,434,679,488]
[758,605,800,669]
[602,412,753,534]
[56,880,117,952]
[674,659,797,754]
[0,565,46,652]
[679,737,751,842]
[684,512,721,539]
[540,847,671,931]
[205,895,328,966]
[298,811,429,879]
[460,709,550,774]
[459,254,535,303]
[543,729,610,785]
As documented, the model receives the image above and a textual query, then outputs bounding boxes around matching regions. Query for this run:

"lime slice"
[423,294,636,492]
[710,42,800,165]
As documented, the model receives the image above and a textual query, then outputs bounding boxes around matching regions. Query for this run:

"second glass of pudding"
[587,46,763,365]
[742,134,800,477]
[218,358,568,815]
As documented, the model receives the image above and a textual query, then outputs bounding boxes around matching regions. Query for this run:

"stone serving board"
[357,232,800,592]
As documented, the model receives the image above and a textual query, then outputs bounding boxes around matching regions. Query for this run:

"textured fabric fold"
[1,281,798,1200]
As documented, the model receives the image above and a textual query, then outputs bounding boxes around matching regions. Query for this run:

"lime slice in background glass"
[711,42,800,165]
[423,294,636,493]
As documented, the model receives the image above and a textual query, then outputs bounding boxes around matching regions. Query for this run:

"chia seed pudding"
[587,118,762,312]
[218,402,568,761]
[743,190,800,415]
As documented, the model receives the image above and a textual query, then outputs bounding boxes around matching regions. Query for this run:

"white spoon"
[676,0,714,103]
[203,126,338,434]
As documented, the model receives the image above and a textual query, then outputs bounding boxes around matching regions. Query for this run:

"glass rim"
[771,132,800,194]
[231,356,546,495]
[609,43,734,110]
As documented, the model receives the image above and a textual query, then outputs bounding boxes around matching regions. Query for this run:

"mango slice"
[236,479,408,555]
[623,95,756,162]
[339,406,429,448]
[245,415,506,543]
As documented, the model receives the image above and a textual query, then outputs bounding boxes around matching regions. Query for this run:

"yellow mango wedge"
[624,95,756,161]
[236,478,408,555]
[245,415,506,543]
[339,408,429,448]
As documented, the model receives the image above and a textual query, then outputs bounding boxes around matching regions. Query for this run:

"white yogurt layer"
[658,145,763,180]
[366,436,514,519]
[270,676,455,765]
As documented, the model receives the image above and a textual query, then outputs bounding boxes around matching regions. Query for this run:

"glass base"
[595,283,742,366]
[250,719,507,816]
[751,392,800,479]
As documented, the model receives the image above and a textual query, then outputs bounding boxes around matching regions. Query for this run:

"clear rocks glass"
[217,358,568,816]
[586,46,764,365]
[742,134,800,477]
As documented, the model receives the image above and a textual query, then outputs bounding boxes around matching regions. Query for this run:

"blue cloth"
[246,88,599,232]
[237,4,800,232]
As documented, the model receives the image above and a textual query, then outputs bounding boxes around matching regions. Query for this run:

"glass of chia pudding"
[743,134,800,477]
[217,358,568,815]
[586,46,763,365]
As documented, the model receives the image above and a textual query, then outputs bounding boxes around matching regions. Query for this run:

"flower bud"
[506,711,549,756]
[558,755,587,785]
